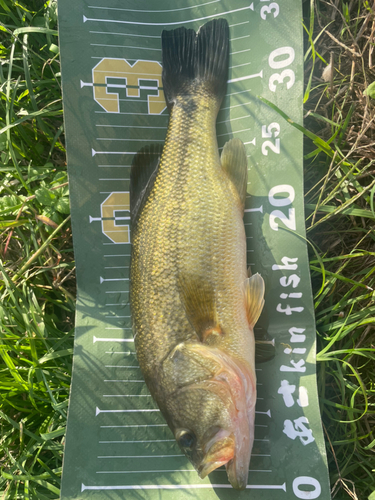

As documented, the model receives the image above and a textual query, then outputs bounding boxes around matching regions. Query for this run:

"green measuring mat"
[58,0,331,498]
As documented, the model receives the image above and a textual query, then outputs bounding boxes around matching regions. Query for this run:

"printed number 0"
[293,476,322,499]
[269,209,296,231]
[261,3,279,20]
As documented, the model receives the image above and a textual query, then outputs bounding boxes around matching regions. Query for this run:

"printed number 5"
[269,69,295,92]
[261,3,279,20]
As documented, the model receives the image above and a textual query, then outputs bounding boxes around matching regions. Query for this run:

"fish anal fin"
[221,138,248,207]
[130,144,163,227]
[246,273,265,328]
[178,275,221,343]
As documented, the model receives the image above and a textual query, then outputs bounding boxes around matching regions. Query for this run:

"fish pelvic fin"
[130,144,163,228]
[245,273,265,329]
[161,19,229,109]
[178,275,223,343]
[221,138,248,207]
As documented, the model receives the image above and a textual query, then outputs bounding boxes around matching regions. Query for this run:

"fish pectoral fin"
[220,138,248,207]
[130,144,163,228]
[245,273,265,328]
[178,275,222,343]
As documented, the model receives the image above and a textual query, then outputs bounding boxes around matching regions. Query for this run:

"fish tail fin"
[161,19,229,108]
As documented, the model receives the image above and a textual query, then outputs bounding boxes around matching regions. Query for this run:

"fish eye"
[176,430,196,450]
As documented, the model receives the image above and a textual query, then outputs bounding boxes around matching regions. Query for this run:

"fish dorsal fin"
[246,273,265,328]
[130,144,163,227]
[220,138,248,207]
[178,275,223,343]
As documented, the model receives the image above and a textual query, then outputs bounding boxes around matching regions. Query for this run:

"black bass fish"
[130,18,265,490]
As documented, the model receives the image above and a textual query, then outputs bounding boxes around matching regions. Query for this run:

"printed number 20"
[268,185,296,231]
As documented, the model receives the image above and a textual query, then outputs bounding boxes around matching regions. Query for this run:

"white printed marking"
[255,410,272,418]
[98,454,183,459]
[80,80,93,87]
[90,30,159,38]
[231,35,251,41]
[105,315,131,319]
[104,266,129,269]
[93,336,133,343]
[98,165,131,168]
[97,138,164,142]
[96,469,194,474]
[95,111,159,116]
[90,43,161,51]
[105,327,132,331]
[104,351,135,354]
[230,62,252,70]
[97,125,167,130]
[103,380,144,383]
[229,21,250,28]
[245,206,263,213]
[228,70,263,84]
[217,127,252,138]
[227,88,252,97]
[217,115,249,125]
[81,483,287,492]
[104,365,138,368]
[93,149,137,156]
[87,0,220,13]
[83,6,254,26]
[231,49,251,56]
[104,254,130,257]
[96,407,158,415]
[221,101,252,111]
[96,469,272,474]
[103,394,150,397]
[100,276,129,283]
[100,424,167,428]
[99,440,174,444]
[244,139,256,146]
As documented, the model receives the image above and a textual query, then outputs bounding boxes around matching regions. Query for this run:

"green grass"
[0,1,74,498]
[0,0,374,499]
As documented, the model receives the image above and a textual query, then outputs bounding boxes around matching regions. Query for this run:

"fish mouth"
[198,429,235,479]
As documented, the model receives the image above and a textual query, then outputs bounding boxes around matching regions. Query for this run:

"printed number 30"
[268,47,296,92]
